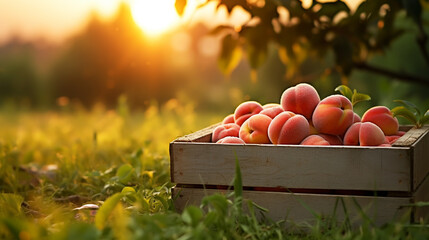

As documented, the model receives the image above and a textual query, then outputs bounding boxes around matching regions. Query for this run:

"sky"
[0,0,362,44]
[0,0,127,43]
[0,0,246,43]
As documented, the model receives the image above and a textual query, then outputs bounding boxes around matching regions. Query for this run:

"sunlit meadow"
[1,0,429,239]
[0,99,428,239]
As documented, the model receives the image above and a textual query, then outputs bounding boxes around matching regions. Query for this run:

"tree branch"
[353,62,429,86]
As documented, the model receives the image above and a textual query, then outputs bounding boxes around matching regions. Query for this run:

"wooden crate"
[169,125,429,226]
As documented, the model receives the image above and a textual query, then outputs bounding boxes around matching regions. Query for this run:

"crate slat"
[171,143,411,191]
[393,126,428,147]
[410,126,429,191]
[173,187,410,227]
[170,125,429,225]
[173,124,220,142]
[414,174,429,222]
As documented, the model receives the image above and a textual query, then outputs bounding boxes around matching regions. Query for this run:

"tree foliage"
[0,40,40,106]
[177,0,429,86]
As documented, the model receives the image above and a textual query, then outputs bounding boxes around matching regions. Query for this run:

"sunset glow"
[130,0,180,36]
[0,0,364,43]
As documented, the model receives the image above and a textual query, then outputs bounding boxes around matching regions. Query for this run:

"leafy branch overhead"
[175,0,187,16]
[175,0,429,85]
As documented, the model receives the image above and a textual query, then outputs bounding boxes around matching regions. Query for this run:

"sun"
[130,0,181,36]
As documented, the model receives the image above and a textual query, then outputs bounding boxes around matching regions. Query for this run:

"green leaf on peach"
[393,99,421,117]
[391,106,419,127]
[334,85,353,100]
[420,110,429,125]
[351,90,371,107]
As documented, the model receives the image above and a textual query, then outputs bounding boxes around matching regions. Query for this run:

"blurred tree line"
[0,2,428,114]
[0,39,41,108]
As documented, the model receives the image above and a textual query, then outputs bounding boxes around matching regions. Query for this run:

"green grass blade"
[154,195,170,211]
[181,205,203,227]
[351,197,375,227]
[0,193,24,217]
[249,201,269,213]
[288,189,320,220]
[340,197,352,231]
[234,157,243,211]
[116,164,135,184]
[95,193,123,229]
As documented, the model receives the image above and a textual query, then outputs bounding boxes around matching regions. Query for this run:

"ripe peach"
[212,123,240,143]
[379,143,392,147]
[268,111,310,144]
[397,131,406,136]
[385,135,401,145]
[239,114,272,144]
[222,114,235,124]
[308,120,319,135]
[343,122,361,146]
[385,131,405,144]
[300,135,330,145]
[216,136,245,144]
[259,106,284,119]
[359,122,387,146]
[353,112,361,123]
[312,94,354,136]
[262,103,281,109]
[361,106,399,136]
[343,122,387,146]
[318,134,343,145]
[280,83,320,119]
[339,112,361,139]
[234,101,263,126]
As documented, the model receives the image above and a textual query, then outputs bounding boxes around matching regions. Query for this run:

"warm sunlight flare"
[130,0,180,36]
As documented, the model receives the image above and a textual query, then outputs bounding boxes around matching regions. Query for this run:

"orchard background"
[0,0,428,239]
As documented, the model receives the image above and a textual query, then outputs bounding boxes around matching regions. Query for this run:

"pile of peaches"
[213,83,405,146]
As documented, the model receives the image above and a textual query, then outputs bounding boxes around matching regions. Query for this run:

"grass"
[0,100,428,239]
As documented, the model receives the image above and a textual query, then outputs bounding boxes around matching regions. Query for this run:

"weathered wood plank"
[173,187,410,227]
[393,126,429,147]
[173,123,220,143]
[411,126,429,190]
[414,174,429,222]
[171,143,412,191]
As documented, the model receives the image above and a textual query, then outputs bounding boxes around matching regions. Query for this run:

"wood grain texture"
[393,126,429,147]
[171,143,412,191]
[170,125,429,192]
[410,126,429,190]
[173,187,410,227]
[173,123,220,143]
[414,174,429,222]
